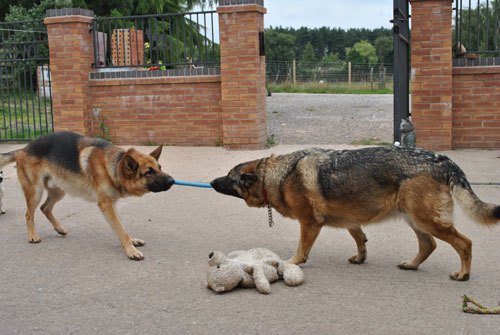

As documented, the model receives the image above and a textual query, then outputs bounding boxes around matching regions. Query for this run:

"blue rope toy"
[174,180,212,188]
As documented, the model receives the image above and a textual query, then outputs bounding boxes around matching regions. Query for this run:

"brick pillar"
[409,0,453,150]
[217,1,267,149]
[44,9,94,135]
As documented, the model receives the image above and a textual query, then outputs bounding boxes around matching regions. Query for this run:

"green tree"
[320,52,343,67]
[345,40,378,65]
[264,29,296,62]
[1,0,212,19]
[301,42,316,64]
[375,35,393,64]
[297,42,316,80]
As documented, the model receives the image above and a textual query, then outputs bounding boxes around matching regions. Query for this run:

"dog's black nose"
[209,252,214,259]
[167,176,175,186]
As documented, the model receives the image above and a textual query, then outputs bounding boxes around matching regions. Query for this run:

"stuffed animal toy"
[207,248,304,294]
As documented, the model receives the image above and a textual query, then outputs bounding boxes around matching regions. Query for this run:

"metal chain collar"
[267,204,274,227]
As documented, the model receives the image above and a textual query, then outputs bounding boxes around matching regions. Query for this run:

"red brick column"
[409,0,453,150]
[217,1,267,149]
[44,9,94,135]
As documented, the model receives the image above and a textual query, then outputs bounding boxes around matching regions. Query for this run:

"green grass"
[267,134,276,145]
[268,82,393,94]
[350,138,392,146]
[0,91,53,140]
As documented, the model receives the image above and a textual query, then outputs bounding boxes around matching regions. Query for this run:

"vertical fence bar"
[468,0,472,50]
[211,11,215,61]
[176,15,181,64]
[485,0,489,50]
[29,21,37,138]
[134,19,139,66]
[189,14,194,64]
[0,23,7,139]
[93,19,99,68]
[495,0,499,50]
[196,14,200,64]
[182,14,187,64]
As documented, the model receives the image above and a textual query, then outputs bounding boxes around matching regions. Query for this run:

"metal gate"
[392,0,410,143]
[0,19,53,141]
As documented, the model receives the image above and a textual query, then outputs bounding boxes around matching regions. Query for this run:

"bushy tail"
[0,150,20,168]
[451,178,500,226]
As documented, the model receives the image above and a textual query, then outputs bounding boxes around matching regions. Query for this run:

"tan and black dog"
[0,131,174,260]
[211,147,500,281]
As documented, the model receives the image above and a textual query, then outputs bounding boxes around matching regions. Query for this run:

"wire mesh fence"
[266,61,394,91]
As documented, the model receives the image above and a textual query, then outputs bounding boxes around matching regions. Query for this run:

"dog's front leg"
[98,197,144,260]
[288,220,322,264]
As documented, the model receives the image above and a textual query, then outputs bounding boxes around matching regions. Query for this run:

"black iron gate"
[392,0,410,143]
[0,19,53,141]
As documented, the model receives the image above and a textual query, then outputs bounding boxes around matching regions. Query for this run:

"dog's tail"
[448,162,500,225]
[0,150,20,168]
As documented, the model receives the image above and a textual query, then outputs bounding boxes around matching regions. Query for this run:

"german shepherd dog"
[0,131,174,260]
[211,147,500,281]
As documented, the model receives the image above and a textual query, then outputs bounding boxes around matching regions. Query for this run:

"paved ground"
[0,142,499,334]
[267,93,393,145]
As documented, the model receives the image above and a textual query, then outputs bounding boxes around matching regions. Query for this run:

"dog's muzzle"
[148,175,175,192]
[210,176,242,199]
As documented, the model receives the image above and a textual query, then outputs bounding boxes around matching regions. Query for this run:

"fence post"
[217,1,267,149]
[293,59,296,88]
[44,9,95,135]
[348,62,352,89]
[409,0,453,150]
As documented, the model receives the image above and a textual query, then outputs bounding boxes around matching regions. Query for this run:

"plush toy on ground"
[207,248,304,294]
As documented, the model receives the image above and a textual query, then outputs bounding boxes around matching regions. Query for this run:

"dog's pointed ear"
[149,145,163,161]
[240,173,258,189]
[123,154,139,177]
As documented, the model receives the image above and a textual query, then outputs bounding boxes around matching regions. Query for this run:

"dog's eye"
[145,168,154,175]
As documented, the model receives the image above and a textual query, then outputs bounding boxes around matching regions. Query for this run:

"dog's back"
[281,147,500,225]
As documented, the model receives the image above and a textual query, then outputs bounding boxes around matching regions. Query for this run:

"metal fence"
[0,19,53,141]
[266,61,394,90]
[92,11,220,70]
[454,0,500,57]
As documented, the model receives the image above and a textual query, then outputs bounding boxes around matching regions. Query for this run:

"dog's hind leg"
[40,184,67,236]
[399,176,472,280]
[397,227,436,270]
[18,168,43,243]
[288,220,322,264]
[348,227,367,264]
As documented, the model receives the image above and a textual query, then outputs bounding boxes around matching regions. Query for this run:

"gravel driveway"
[267,93,394,145]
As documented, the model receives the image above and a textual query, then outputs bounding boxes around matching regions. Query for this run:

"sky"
[264,0,393,30]
[201,0,394,30]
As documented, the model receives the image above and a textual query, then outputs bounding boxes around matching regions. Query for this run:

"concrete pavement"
[0,143,499,334]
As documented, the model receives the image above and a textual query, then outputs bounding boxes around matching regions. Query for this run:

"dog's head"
[118,145,174,196]
[210,159,265,207]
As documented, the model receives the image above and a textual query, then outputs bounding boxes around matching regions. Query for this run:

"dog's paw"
[348,254,366,264]
[127,247,144,261]
[287,255,307,265]
[0,209,6,214]
[131,238,145,247]
[28,234,41,243]
[449,271,470,281]
[397,262,418,270]
[55,226,68,236]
